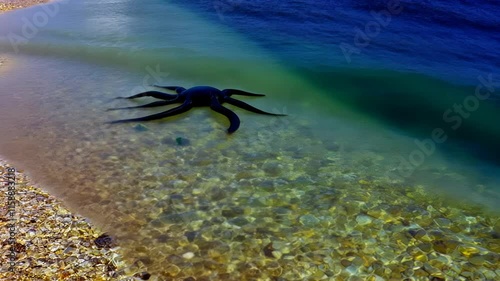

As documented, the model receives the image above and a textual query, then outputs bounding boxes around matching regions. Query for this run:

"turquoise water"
[1,0,499,279]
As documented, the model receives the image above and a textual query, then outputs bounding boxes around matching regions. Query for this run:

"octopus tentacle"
[210,96,240,133]
[106,100,180,111]
[116,91,178,100]
[109,101,193,123]
[222,89,265,97]
[224,97,286,116]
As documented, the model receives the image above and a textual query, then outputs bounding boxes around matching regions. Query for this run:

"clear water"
[1,0,499,279]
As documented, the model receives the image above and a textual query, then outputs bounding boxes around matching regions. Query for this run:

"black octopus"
[108,85,286,133]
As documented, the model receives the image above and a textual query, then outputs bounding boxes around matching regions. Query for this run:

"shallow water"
[1,0,499,279]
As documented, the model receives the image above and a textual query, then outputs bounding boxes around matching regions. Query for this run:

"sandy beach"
[0,0,48,13]
[0,160,138,280]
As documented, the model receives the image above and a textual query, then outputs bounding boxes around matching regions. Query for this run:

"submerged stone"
[159,211,198,224]
[433,239,460,254]
[94,233,114,249]
[184,231,199,242]
[164,264,181,276]
[299,214,320,227]
[469,255,486,266]
[228,217,250,226]
[263,242,274,258]
[262,161,283,176]
[222,207,245,218]
[355,215,372,225]
[176,137,190,146]
[133,272,151,280]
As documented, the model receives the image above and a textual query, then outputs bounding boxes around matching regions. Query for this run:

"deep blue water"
[177,0,500,85]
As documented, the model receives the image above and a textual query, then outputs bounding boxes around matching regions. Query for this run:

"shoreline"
[0,0,49,14]
[0,160,137,280]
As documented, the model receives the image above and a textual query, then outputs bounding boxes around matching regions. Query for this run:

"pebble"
[355,214,372,225]
[182,252,195,259]
[222,206,245,218]
[171,180,189,189]
[434,217,451,227]
[0,160,133,280]
[262,161,283,176]
[272,251,283,259]
[133,272,151,280]
[468,255,486,266]
[299,214,320,227]
[164,264,181,276]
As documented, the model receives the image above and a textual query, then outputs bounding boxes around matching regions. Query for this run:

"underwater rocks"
[134,169,499,280]
[17,105,499,280]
